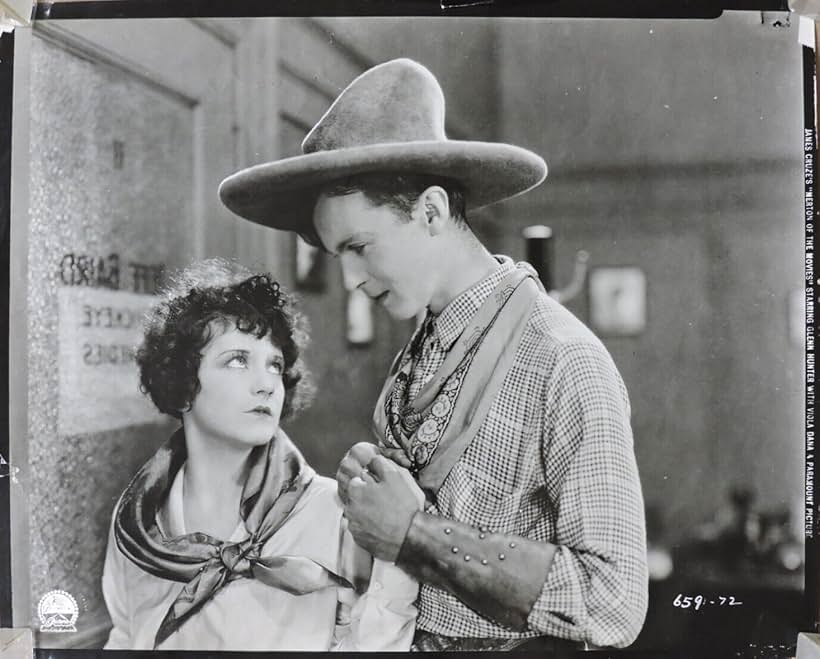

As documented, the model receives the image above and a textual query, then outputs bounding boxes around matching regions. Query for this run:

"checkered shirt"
[402,256,648,648]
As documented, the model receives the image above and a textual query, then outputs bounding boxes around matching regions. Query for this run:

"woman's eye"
[269,359,285,375]
[226,354,247,368]
[349,243,366,255]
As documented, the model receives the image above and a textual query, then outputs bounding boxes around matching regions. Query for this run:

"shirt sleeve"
[330,522,418,651]
[101,509,132,649]
[526,340,648,648]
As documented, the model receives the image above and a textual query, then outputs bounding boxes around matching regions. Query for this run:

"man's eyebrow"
[334,233,374,255]
[334,236,355,255]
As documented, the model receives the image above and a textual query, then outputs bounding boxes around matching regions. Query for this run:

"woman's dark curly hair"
[136,258,314,421]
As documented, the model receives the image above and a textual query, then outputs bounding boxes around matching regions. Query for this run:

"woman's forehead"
[203,319,283,354]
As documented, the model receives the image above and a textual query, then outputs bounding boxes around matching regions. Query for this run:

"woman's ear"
[414,186,450,236]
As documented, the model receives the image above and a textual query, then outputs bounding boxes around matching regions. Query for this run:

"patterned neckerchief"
[406,258,516,402]
[381,259,524,474]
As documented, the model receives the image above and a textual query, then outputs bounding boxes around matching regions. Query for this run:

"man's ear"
[414,186,450,236]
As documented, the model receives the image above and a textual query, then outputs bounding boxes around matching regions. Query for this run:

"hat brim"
[218,141,547,233]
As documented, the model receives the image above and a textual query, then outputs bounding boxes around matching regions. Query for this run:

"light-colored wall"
[494,14,805,542]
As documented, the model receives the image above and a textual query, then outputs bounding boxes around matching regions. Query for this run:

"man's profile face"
[313,191,436,320]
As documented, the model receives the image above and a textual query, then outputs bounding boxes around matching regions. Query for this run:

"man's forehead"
[313,192,389,248]
[315,189,369,214]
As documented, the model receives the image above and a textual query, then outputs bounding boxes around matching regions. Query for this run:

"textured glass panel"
[27,35,195,640]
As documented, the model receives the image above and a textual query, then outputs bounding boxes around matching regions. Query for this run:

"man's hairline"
[310,180,467,254]
[310,185,418,255]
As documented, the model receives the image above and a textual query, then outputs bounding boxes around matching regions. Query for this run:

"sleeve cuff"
[369,558,419,600]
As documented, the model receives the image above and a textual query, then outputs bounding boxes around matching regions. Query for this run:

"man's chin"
[381,298,420,321]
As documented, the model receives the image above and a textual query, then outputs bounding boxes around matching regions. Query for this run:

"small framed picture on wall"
[589,266,647,336]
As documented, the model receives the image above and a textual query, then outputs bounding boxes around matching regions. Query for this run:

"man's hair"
[136,258,313,420]
[299,172,469,247]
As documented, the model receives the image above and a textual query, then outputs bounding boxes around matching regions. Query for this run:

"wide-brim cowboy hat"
[219,58,547,233]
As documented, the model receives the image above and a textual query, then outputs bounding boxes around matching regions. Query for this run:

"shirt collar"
[431,255,516,352]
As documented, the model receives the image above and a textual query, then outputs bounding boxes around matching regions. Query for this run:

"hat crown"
[302,58,447,154]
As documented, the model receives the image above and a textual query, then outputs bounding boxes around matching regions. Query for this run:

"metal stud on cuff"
[451,546,459,554]
[509,542,517,548]
[479,533,486,539]
[481,559,488,565]
[464,555,471,562]
[498,553,506,561]
[444,528,452,535]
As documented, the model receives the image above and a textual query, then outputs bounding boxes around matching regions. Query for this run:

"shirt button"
[371,580,383,592]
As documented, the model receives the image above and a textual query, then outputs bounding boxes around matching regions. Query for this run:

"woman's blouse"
[102,471,418,650]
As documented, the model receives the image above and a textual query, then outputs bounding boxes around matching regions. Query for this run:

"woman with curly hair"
[101,259,418,651]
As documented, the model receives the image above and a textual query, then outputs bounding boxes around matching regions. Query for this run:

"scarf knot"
[219,539,260,578]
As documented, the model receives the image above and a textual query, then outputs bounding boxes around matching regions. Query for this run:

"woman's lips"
[248,406,272,416]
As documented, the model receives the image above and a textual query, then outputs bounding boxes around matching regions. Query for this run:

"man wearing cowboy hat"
[220,58,648,651]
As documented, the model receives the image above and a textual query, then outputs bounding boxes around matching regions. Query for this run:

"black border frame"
[29,1,789,20]
[0,27,14,634]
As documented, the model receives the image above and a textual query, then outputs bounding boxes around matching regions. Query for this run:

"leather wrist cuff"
[396,512,556,630]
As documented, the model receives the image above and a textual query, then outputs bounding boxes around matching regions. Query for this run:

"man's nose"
[340,254,367,291]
